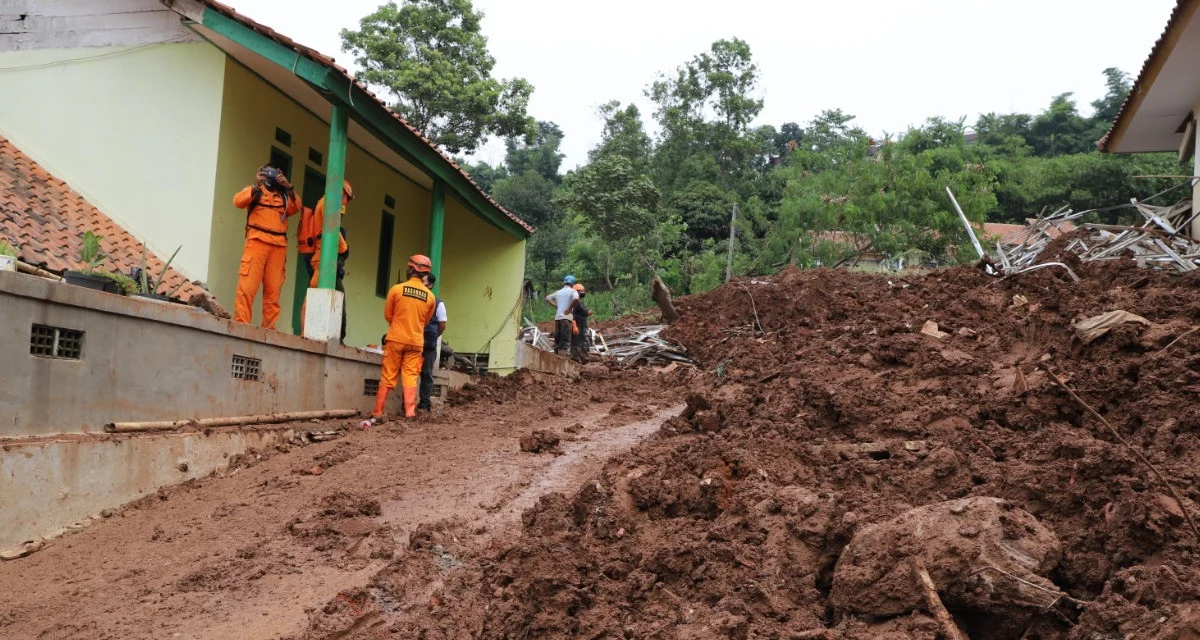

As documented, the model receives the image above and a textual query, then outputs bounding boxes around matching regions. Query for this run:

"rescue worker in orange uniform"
[302,180,353,341]
[232,166,300,329]
[374,255,436,419]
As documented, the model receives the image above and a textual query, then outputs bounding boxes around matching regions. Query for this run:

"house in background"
[0,0,531,371]
[1098,0,1200,238]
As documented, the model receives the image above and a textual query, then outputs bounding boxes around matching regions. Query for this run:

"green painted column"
[318,104,349,289]
[428,181,445,295]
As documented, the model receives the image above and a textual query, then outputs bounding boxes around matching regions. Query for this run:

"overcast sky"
[228,0,1175,170]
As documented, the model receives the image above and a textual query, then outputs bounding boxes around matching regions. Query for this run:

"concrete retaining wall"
[0,427,292,550]
[0,271,394,438]
[513,342,580,378]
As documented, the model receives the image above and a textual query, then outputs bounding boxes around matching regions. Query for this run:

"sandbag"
[1073,310,1150,345]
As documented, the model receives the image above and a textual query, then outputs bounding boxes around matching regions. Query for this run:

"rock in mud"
[831,496,1062,618]
[1153,605,1200,640]
[519,430,562,454]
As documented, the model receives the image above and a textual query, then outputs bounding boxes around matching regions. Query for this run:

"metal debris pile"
[519,325,551,352]
[593,325,693,367]
[520,324,694,367]
[995,199,1200,275]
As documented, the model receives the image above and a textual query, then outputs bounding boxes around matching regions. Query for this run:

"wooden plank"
[0,0,163,18]
[910,558,969,640]
[0,7,195,51]
[1180,118,1196,164]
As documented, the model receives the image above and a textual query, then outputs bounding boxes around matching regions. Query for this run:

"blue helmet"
[563,275,576,285]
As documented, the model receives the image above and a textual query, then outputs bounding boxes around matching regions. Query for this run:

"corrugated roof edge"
[189,0,534,235]
[1097,0,1193,152]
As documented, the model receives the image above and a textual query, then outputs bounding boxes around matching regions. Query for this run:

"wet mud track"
[0,370,680,640]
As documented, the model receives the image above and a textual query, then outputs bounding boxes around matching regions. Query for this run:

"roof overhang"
[1100,0,1200,154]
[190,22,436,190]
[160,0,532,238]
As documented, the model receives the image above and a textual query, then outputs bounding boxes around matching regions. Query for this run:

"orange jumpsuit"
[307,197,348,288]
[378,277,436,417]
[233,185,300,329]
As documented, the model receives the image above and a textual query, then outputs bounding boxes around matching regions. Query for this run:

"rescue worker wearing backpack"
[299,180,352,341]
[374,255,436,419]
[232,166,300,329]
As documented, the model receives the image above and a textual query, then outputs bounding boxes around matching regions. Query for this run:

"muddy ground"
[4,260,1200,639]
[0,372,681,639]
[290,261,1198,640]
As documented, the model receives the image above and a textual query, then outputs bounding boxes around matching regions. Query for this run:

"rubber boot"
[373,386,392,417]
[402,387,418,418]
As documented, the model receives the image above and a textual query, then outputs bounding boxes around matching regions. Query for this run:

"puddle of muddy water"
[499,405,682,520]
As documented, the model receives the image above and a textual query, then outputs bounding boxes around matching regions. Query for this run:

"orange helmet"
[342,180,354,201]
[572,284,585,293]
[408,254,432,273]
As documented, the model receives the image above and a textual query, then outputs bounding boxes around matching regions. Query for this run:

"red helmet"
[408,254,432,273]
[572,284,585,293]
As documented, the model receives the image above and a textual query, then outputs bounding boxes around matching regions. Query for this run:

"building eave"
[161,0,533,239]
[1098,0,1200,154]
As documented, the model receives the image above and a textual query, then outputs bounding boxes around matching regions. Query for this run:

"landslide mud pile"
[295,263,1200,640]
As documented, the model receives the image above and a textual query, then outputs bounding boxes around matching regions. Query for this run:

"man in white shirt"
[544,275,580,355]
[418,273,449,413]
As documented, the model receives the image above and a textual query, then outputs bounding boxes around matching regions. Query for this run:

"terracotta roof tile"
[0,134,206,299]
[978,220,1076,246]
[190,0,534,234]
[1097,0,1194,151]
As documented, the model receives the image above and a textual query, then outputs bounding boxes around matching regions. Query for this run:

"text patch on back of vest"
[402,286,429,301]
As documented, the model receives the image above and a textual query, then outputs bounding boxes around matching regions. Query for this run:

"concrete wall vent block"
[29,324,84,360]
[231,354,261,381]
[363,378,380,397]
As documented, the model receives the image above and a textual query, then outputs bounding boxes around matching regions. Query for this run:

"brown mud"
[0,371,681,640]
[291,263,1200,640]
[4,262,1200,639]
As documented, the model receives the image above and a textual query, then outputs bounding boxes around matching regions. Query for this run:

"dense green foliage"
[489,45,1183,323]
[341,0,535,153]
[345,3,1185,321]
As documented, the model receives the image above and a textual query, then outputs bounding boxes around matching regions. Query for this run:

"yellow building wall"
[1194,98,1200,239]
[0,43,225,280]
[210,59,430,347]
[439,197,527,372]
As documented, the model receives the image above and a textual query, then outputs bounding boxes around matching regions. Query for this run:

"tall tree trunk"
[725,203,739,283]
[604,249,614,292]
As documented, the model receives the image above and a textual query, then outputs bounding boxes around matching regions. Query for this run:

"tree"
[505,121,565,183]
[459,160,507,193]
[559,155,660,289]
[589,101,653,171]
[341,0,536,154]
[1028,93,1094,157]
[766,122,804,160]
[492,170,569,288]
[759,119,998,269]
[1091,67,1132,124]
[491,171,558,227]
[974,112,1033,156]
[667,181,737,248]
[648,38,764,195]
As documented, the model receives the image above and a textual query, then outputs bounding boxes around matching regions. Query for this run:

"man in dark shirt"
[569,284,592,363]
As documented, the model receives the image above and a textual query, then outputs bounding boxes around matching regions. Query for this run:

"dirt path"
[0,372,681,640]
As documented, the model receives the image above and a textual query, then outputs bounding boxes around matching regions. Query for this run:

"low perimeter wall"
[513,342,580,378]
[0,271,393,438]
[0,427,293,551]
